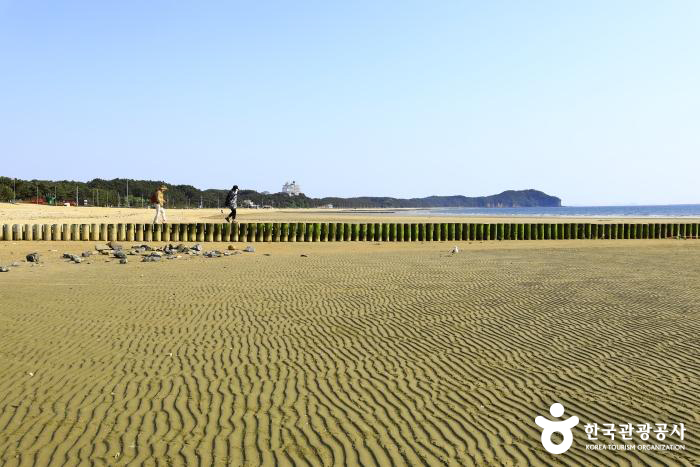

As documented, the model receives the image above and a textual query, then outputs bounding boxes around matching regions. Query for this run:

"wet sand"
[0,240,698,465]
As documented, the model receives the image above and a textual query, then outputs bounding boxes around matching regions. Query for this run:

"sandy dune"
[0,240,698,465]
[2,202,698,226]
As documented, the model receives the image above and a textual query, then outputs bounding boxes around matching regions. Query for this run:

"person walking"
[225,185,238,222]
[151,184,168,224]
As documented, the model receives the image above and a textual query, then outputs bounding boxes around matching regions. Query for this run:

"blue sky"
[1,1,698,205]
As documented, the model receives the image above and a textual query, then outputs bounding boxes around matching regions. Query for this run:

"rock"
[142,254,162,262]
[95,244,110,251]
[204,251,222,258]
[108,241,123,250]
[82,251,92,257]
[114,251,127,259]
[300,254,308,258]
[227,245,235,250]
[263,253,271,256]
[176,244,189,252]
[244,246,255,253]
[11,261,20,267]
[223,252,232,256]
[119,258,128,264]
[450,246,460,254]
[26,253,39,262]
[101,250,111,256]
[0,267,9,272]
[193,244,203,252]
[73,257,83,263]
[63,253,73,259]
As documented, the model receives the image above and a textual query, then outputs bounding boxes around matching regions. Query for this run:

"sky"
[1,1,699,205]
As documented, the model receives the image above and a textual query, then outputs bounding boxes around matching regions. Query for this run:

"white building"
[282,180,301,196]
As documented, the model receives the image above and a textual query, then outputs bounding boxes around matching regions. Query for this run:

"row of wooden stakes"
[1,222,698,242]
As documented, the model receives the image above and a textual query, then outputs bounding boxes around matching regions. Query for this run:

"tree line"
[0,177,561,208]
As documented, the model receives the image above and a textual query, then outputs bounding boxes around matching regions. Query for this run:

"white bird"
[450,246,460,254]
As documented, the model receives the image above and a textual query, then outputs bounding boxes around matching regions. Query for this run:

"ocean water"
[391,205,700,218]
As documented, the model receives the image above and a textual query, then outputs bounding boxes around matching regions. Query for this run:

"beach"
[2,203,700,226]
[0,239,698,465]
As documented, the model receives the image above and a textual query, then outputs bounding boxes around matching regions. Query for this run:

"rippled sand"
[0,240,698,465]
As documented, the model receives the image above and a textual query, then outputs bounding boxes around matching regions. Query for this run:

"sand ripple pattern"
[0,244,699,465]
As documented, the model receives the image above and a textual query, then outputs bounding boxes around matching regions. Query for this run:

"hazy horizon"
[2,1,699,206]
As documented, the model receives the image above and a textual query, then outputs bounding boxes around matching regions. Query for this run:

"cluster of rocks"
[2,242,252,271]
[68,241,247,264]
[0,252,43,271]
[63,253,85,264]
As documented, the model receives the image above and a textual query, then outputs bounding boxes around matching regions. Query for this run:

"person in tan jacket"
[151,184,168,224]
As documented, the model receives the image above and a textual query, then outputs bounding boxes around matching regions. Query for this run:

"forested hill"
[0,177,561,208]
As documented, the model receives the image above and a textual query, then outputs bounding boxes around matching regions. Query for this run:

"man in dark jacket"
[224,185,238,223]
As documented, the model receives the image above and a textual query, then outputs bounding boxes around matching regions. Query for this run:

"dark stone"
[26,253,39,263]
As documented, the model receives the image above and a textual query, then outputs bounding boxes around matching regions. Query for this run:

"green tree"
[0,184,13,201]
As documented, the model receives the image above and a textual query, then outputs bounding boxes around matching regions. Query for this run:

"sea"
[387,205,700,219]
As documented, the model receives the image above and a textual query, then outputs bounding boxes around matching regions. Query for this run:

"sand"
[2,202,699,226]
[0,239,698,465]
